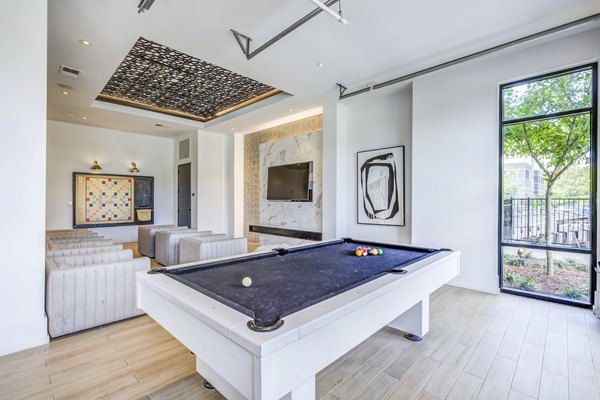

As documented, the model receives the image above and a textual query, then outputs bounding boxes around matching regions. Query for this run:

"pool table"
[136,238,460,400]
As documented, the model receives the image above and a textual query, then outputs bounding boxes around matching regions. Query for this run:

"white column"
[232,133,245,237]
[197,130,228,233]
[322,100,348,240]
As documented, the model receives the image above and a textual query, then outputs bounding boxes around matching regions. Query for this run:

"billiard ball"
[371,248,378,256]
[377,248,383,255]
[355,249,363,256]
[242,277,252,287]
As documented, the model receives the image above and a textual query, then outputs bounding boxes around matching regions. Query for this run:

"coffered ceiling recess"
[97,37,283,122]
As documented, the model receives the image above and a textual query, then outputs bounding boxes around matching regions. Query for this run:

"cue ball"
[242,277,252,287]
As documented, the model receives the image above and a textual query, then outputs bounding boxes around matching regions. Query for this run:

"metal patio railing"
[503,197,591,249]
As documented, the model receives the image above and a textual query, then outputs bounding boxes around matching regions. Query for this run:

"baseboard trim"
[0,316,49,357]
[447,278,500,295]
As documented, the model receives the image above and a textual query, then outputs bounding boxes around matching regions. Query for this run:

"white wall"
[412,28,600,293]
[0,1,49,356]
[197,131,230,234]
[46,121,175,243]
[338,86,413,244]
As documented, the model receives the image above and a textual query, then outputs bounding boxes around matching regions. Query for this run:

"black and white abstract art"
[357,146,405,226]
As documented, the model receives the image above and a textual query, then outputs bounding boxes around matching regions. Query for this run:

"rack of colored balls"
[355,246,383,257]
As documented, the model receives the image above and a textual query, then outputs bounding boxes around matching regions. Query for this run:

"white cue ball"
[242,277,252,287]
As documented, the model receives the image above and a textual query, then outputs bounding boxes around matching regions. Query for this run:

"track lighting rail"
[231,0,340,60]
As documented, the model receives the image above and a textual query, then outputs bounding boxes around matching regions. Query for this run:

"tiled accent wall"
[244,115,323,243]
[258,131,322,246]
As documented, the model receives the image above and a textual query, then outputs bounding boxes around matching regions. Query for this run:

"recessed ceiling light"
[288,108,293,112]
[64,112,77,117]
[79,39,92,46]
[61,90,70,95]
[317,63,326,68]
[231,127,235,131]
[82,116,87,120]
[154,123,168,128]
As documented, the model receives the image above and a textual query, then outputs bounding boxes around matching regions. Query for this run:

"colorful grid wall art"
[75,174,134,225]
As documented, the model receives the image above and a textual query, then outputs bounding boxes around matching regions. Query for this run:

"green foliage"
[503,70,592,189]
[503,254,520,266]
[555,257,589,272]
[503,116,591,186]
[503,70,592,120]
[504,270,518,285]
[503,69,592,277]
[560,286,588,300]
[553,165,591,197]
[517,276,535,291]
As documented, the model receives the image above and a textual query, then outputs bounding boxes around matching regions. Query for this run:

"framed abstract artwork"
[357,145,405,226]
[73,172,154,228]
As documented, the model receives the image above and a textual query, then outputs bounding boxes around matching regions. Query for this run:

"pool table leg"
[281,376,315,400]
[387,297,430,341]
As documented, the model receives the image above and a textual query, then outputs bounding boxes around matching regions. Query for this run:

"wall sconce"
[90,160,102,171]
[130,162,140,173]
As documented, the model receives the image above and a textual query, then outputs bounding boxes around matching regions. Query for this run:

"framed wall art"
[73,172,154,228]
[357,145,405,226]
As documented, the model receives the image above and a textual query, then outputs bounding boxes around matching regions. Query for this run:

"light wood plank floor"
[1,286,599,400]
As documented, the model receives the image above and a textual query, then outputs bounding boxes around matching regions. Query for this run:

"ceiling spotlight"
[61,90,70,95]
[231,127,235,131]
[137,0,155,13]
[288,108,293,112]
[90,160,102,171]
[82,116,87,120]
[317,63,326,68]
[79,39,92,46]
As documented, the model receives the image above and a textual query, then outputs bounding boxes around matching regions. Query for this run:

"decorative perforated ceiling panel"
[97,37,282,122]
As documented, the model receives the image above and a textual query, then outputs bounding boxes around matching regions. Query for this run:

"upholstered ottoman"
[179,236,248,264]
[46,244,123,258]
[47,239,113,250]
[47,228,90,234]
[155,230,212,266]
[47,236,108,244]
[45,249,151,337]
[138,225,188,257]
[46,231,98,238]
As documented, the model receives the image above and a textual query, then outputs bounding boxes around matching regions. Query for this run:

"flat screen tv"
[267,162,313,202]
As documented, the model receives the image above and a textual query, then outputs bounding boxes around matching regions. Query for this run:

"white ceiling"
[47,0,600,137]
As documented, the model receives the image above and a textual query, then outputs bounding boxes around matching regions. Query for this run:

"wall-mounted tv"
[266,162,313,202]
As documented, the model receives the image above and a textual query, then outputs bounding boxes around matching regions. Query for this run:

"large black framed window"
[498,63,597,306]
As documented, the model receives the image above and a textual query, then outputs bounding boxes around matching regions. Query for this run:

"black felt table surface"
[165,240,440,328]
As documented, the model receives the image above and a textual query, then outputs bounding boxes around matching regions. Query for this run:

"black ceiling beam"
[137,0,155,13]
[338,13,600,100]
[231,0,340,60]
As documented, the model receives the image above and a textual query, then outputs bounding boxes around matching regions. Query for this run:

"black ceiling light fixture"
[137,0,155,13]
[97,37,283,122]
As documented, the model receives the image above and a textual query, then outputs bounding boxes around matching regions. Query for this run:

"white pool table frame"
[136,242,460,400]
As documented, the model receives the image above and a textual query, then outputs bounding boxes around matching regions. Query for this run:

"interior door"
[178,163,191,228]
